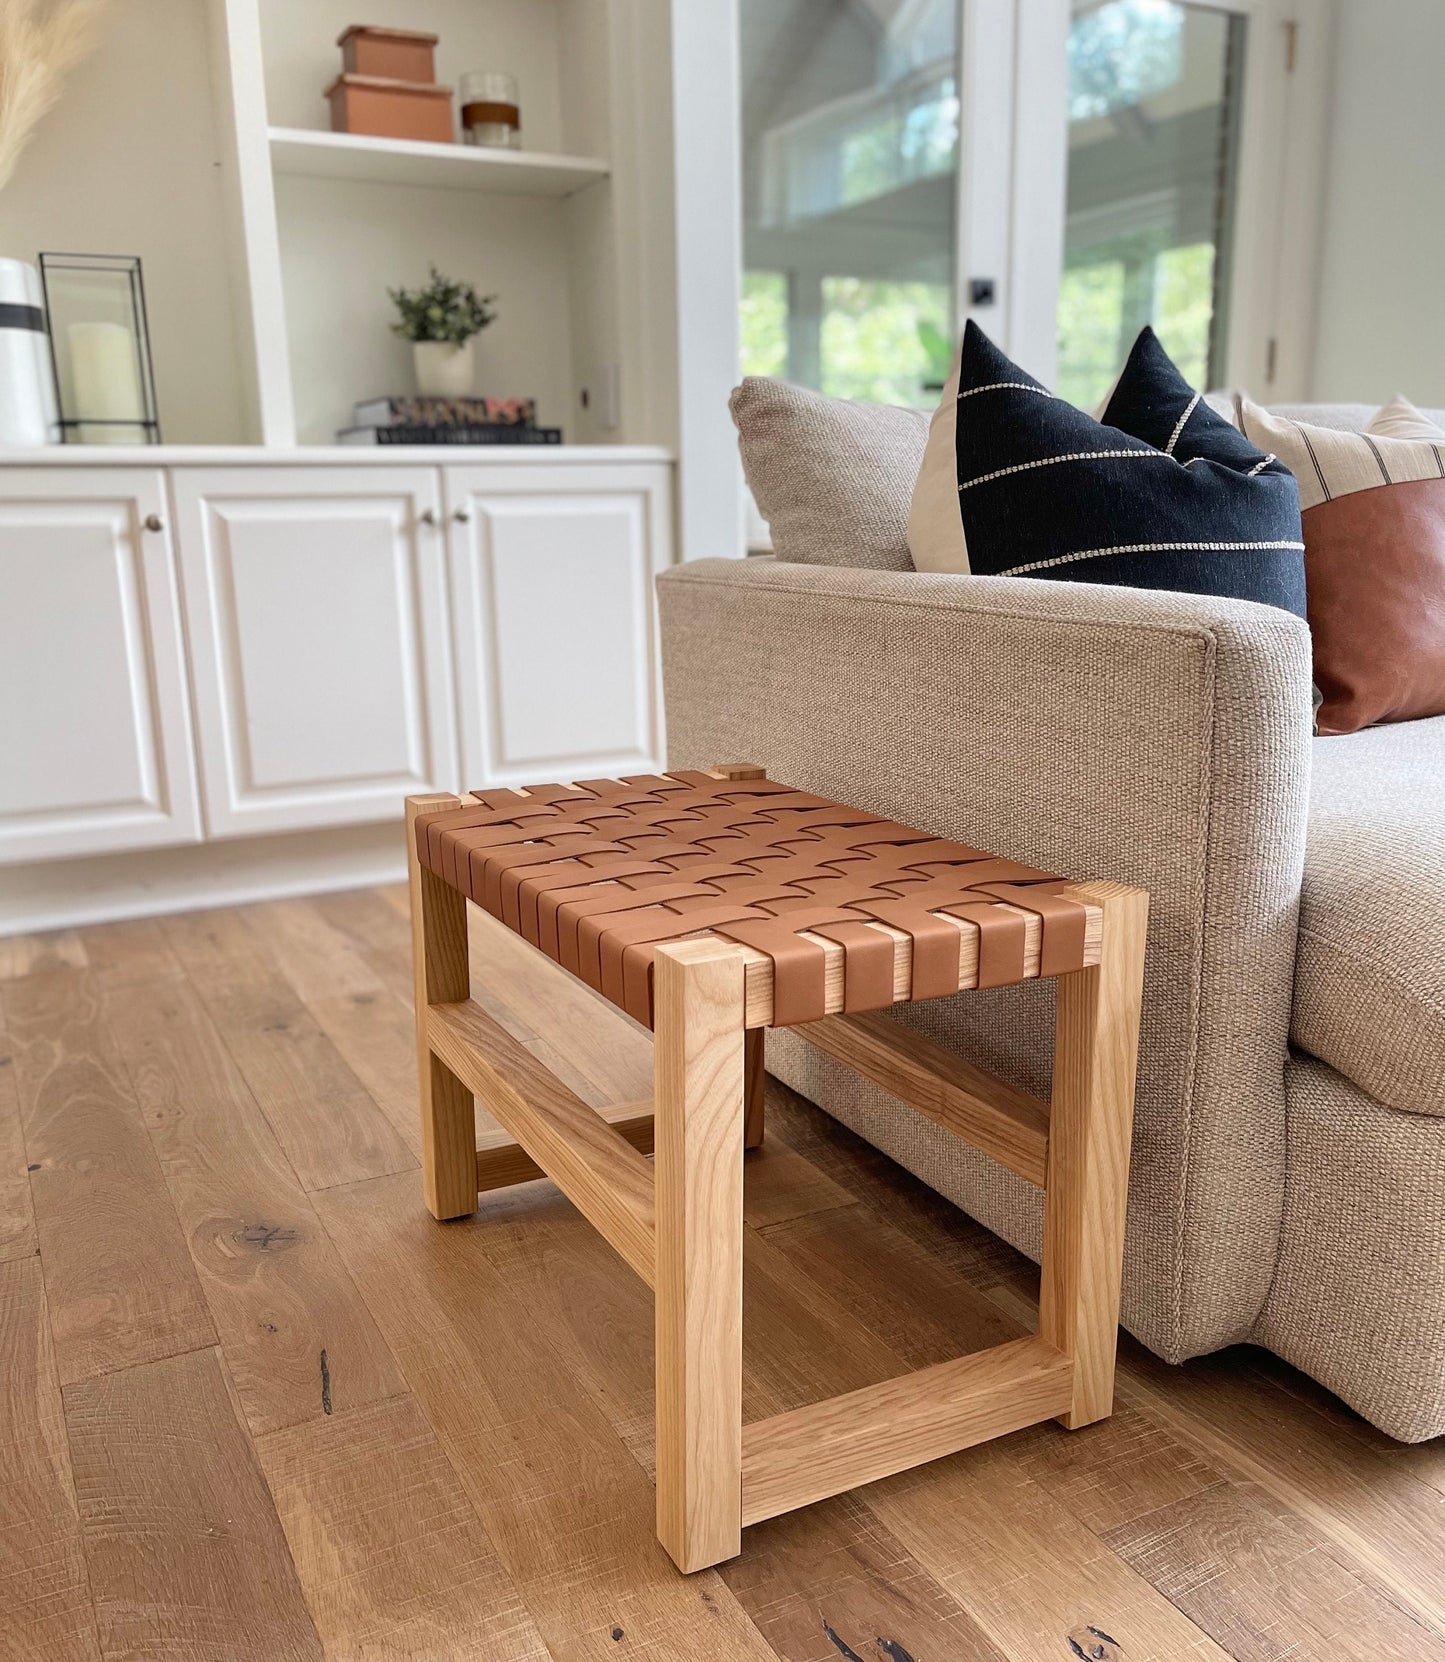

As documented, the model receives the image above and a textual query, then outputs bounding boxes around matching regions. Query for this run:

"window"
[739,0,958,406]
[1057,0,1245,409]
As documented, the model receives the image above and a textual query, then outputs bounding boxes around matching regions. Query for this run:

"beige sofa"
[656,397,1445,1442]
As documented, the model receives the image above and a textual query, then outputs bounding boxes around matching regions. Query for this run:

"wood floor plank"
[726,1490,1010,1662]
[463,1135,1226,1662]
[257,893,510,1141]
[465,1185,1019,1660]
[286,984,428,1159]
[74,919,182,988]
[1118,1340,1445,1643]
[103,976,407,1437]
[1106,1477,1445,1662]
[1243,1347,1445,1506]
[309,887,418,1004]
[757,1200,1021,1365]
[865,1443,1232,1662]
[313,1171,777,1662]
[0,1257,100,1661]
[736,1135,854,1230]
[468,908,655,1108]
[3,972,215,1385]
[0,932,88,983]
[161,909,415,1192]
[763,1202,1219,1539]
[256,1395,551,1661]
[246,897,391,1006]
[764,1076,1025,1291]
[64,1347,323,1661]
[0,1005,38,1265]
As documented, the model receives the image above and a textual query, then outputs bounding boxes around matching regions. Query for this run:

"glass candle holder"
[460,71,521,150]
[39,253,160,445]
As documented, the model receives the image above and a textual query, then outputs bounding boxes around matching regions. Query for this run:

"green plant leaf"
[388,265,498,342]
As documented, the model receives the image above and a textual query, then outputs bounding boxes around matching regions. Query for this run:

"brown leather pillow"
[1238,397,1445,734]
[1304,479,1445,733]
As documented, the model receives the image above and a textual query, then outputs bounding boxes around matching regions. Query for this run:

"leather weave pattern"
[415,772,1088,1028]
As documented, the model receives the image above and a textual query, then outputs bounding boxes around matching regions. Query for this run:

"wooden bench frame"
[406,770,1148,1574]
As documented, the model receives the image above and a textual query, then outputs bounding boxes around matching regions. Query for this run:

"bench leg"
[653,940,747,1573]
[743,1029,766,1149]
[407,795,478,1221]
[1039,882,1149,1428]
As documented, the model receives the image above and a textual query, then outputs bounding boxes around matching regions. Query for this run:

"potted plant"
[388,267,497,398]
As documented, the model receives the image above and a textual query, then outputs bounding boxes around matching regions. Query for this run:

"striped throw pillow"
[1237,396,1445,509]
[908,322,1307,617]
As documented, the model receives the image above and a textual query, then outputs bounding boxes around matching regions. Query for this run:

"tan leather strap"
[414,773,1088,1027]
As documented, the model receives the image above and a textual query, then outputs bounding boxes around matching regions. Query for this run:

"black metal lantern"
[39,253,161,445]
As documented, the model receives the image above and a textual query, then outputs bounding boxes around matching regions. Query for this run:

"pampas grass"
[0,0,107,193]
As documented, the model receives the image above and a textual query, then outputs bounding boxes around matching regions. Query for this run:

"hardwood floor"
[1,887,1442,1661]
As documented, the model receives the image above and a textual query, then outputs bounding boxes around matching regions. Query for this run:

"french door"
[737,0,1309,405]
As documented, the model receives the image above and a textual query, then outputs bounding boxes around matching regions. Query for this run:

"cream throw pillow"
[905,347,967,571]
[1369,395,1445,442]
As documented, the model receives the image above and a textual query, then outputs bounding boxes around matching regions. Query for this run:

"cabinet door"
[0,468,202,864]
[171,468,457,838]
[445,462,673,788]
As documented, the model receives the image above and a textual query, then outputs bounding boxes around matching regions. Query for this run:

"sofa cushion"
[907,322,1307,615]
[1294,713,1445,1114]
[729,377,927,570]
[1239,396,1445,734]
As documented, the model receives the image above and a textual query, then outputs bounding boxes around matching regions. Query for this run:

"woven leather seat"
[413,770,1092,1028]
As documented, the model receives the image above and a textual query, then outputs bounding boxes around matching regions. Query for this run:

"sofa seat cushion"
[1294,714,1445,1113]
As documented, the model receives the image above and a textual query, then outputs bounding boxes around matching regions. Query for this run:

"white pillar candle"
[68,320,146,444]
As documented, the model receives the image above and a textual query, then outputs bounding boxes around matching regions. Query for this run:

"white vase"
[0,258,59,446]
[413,339,475,398]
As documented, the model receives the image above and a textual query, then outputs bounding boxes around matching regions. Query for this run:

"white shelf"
[268,127,609,197]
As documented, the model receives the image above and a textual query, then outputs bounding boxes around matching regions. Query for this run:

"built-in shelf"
[268,127,610,197]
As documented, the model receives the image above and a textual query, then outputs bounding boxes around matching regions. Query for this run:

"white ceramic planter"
[412,339,475,398]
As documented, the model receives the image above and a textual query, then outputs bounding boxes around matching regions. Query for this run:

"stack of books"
[337,396,562,446]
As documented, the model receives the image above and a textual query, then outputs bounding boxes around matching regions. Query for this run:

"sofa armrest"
[657,557,1314,1360]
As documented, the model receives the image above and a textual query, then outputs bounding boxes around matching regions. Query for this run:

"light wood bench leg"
[743,1028,765,1149]
[407,795,478,1221]
[1039,881,1149,1428]
[653,939,747,1573]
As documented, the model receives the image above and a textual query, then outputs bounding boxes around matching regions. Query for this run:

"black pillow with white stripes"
[906,321,1306,617]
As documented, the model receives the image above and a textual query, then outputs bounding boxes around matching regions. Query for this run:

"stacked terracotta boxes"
[327,26,453,143]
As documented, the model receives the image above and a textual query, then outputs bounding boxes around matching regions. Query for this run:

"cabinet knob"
[143,513,164,533]
[453,508,471,524]
[419,508,437,527]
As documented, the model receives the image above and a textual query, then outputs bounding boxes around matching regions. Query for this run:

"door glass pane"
[1057,0,1245,409]
[738,0,958,406]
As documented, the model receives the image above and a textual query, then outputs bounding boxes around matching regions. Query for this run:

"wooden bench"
[407,765,1148,1572]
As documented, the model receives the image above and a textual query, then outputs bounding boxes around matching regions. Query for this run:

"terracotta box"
[326,73,454,143]
[337,25,438,83]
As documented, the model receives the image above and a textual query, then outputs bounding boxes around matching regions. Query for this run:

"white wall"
[1310,0,1445,406]
[0,0,249,444]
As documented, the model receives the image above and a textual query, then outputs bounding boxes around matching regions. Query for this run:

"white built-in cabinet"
[445,461,669,788]
[171,467,455,839]
[0,453,672,866]
[0,469,202,863]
